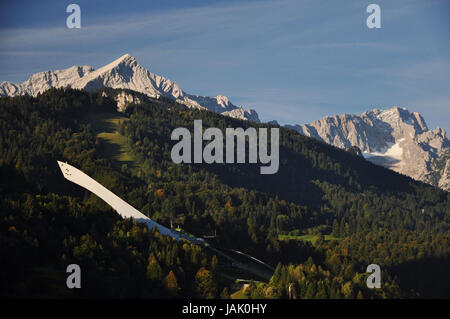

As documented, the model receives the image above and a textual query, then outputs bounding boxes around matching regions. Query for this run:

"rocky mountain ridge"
[0,54,259,122]
[2,55,448,190]
[286,106,449,191]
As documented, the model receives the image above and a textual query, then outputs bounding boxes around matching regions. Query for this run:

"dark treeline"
[0,89,218,298]
[0,88,449,298]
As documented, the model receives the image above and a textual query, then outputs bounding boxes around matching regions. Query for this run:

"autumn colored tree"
[194,267,217,299]
[164,270,179,296]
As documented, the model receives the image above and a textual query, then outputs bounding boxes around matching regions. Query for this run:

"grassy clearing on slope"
[84,111,137,169]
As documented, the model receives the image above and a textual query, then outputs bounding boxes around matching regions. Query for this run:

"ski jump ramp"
[57,161,273,280]
[57,161,204,244]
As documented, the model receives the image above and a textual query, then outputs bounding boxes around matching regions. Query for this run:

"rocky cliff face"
[286,107,449,191]
[0,54,259,122]
[101,90,143,113]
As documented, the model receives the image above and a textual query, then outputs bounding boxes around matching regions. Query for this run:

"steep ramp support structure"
[57,161,182,240]
[56,161,273,280]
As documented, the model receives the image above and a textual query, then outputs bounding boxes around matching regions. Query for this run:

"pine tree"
[147,253,164,281]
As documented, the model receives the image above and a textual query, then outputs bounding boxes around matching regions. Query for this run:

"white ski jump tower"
[57,161,196,241]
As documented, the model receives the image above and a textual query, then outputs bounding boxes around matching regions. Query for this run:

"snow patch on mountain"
[287,107,449,191]
[363,139,404,161]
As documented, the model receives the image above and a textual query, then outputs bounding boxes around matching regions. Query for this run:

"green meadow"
[84,112,136,168]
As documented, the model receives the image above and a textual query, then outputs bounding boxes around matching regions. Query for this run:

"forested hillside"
[1,88,449,298]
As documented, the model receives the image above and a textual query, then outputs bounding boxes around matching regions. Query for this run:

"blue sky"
[0,0,449,131]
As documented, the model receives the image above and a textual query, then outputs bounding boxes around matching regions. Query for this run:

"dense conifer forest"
[1,88,449,298]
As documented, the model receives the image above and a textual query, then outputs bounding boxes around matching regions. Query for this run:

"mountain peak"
[119,53,132,59]
[114,53,136,65]
[288,107,449,191]
[215,94,230,108]
[0,54,259,122]
[94,53,138,74]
